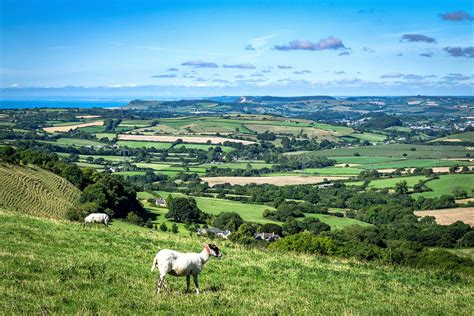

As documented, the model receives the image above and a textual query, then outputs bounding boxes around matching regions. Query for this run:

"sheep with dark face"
[151,243,222,294]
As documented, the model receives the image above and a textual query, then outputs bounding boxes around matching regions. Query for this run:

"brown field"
[376,167,471,174]
[117,134,256,145]
[456,198,474,204]
[414,207,474,226]
[75,115,101,119]
[43,121,104,133]
[202,175,348,186]
[439,138,462,143]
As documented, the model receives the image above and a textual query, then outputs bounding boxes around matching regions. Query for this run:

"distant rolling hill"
[0,163,80,218]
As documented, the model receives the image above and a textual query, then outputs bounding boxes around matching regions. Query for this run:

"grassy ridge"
[1,210,473,314]
[0,164,80,218]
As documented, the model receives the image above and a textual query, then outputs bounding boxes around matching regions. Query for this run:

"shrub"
[159,222,168,232]
[270,232,335,255]
[66,202,100,221]
[213,212,244,231]
[171,223,179,234]
[126,212,144,225]
[258,223,283,235]
[460,231,474,247]
[229,223,258,245]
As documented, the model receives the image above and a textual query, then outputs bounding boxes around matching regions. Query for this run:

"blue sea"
[0,100,128,109]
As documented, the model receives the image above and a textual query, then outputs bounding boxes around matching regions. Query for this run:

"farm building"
[255,232,281,242]
[155,198,166,207]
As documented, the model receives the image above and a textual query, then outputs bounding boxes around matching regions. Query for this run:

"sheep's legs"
[186,275,191,292]
[193,275,200,294]
[156,274,166,294]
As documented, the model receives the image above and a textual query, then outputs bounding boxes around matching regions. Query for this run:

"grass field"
[1,211,473,314]
[55,138,104,147]
[412,174,474,199]
[152,191,369,229]
[155,191,274,224]
[347,175,429,188]
[348,132,387,142]
[0,164,80,218]
[200,161,274,170]
[305,213,372,230]
[310,144,473,159]
[433,132,474,143]
[118,134,255,145]
[117,140,172,149]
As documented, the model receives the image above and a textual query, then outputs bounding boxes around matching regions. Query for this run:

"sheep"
[84,213,109,226]
[151,243,222,294]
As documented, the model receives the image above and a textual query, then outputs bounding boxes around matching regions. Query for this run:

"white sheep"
[151,243,222,294]
[84,213,109,226]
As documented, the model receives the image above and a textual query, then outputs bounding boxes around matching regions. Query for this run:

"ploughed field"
[1,210,473,315]
[0,163,80,218]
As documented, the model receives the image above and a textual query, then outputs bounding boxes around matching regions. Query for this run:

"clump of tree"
[213,212,244,231]
[165,197,208,224]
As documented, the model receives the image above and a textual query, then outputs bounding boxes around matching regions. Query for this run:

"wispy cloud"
[167,68,179,72]
[444,47,474,58]
[181,60,219,68]
[293,70,312,75]
[222,63,256,69]
[439,11,474,21]
[380,73,435,80]
[334,71,346,75]
[246,34,278,51]
[277,65,292,69]
[419,52,434,58]
[401,34,436,43]
[152,74,177,78]
[363,47,375,53]
[274,37,346,51]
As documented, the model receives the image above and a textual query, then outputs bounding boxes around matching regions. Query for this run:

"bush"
[213,212,244,231]
[126,212,144,225]
[270,232,335,255]
[66,202,100,222]
[258,223,283,235]
[460,231,474,247]
[159,222,168,232]
[171,223,179,234]
[228,223,258,245]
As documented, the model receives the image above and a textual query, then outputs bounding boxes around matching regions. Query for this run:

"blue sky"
[1,0,473,98]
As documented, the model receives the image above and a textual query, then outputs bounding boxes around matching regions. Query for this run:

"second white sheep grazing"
[84,213,109,226]
[151,243,222,294]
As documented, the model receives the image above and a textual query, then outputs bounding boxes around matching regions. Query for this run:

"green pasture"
[310,144,473,159]
[2,211,472,314]
[412,174,474,199]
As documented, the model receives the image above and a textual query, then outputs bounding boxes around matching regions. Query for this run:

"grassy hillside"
[1,210,473,314]
[0,163,80,218]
